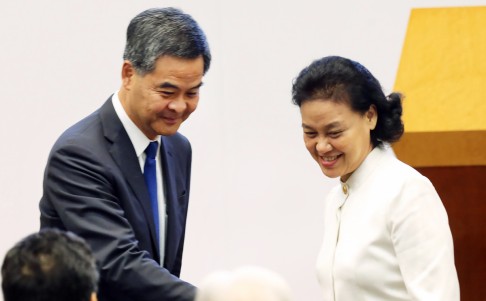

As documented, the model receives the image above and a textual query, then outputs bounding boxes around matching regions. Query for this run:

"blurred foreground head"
[196,266,292,301]
[1,228,99,301]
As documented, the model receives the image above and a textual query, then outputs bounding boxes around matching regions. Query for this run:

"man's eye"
[160,91,174,96]
[186,90,199,97]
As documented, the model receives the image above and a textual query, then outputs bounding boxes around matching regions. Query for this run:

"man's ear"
[367,104,378,130]
[90,292,98,301]
[121,60,136,90]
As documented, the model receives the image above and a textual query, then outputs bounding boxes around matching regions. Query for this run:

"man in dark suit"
[39,7,211,301]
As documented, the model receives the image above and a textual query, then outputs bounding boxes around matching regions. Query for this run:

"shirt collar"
[112,91,160,157]
[340,144,394,195]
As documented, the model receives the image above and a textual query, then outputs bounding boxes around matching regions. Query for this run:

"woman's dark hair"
[292,55,404,147]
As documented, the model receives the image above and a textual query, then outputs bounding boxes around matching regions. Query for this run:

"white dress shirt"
[316,146,459,301]
[112,91,166,264]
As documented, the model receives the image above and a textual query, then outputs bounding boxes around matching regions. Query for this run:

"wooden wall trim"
[392,130,486,167]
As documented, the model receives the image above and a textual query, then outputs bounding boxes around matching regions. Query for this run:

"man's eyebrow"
[157,82,204,90]
[190,82,204,89]
[158,82,178,89]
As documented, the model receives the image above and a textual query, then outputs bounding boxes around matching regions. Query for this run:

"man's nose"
[168,97,187,112]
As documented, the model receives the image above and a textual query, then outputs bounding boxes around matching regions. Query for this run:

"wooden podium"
[393,7,486,301]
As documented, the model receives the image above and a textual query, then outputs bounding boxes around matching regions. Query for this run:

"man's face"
[121,55,205,139]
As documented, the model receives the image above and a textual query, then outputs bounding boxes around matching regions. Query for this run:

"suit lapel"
[159,136,179,268]
[99,98,160,259]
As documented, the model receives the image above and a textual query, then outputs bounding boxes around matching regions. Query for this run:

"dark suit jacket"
[39,97,196,301]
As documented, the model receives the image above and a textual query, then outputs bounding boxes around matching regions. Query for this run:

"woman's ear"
[367,104,378,130]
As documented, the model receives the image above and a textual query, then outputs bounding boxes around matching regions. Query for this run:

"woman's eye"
[304,132,317,138]
[328,131,342,138]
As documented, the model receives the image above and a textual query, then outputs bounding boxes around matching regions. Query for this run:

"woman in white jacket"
[292,56,459,301]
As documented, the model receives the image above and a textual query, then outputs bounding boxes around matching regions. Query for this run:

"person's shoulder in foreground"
[1,228,99,301]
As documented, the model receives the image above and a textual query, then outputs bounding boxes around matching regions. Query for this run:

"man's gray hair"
[123,7,211,75]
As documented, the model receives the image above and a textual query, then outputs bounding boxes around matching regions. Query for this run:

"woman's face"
[300,99,377,182]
